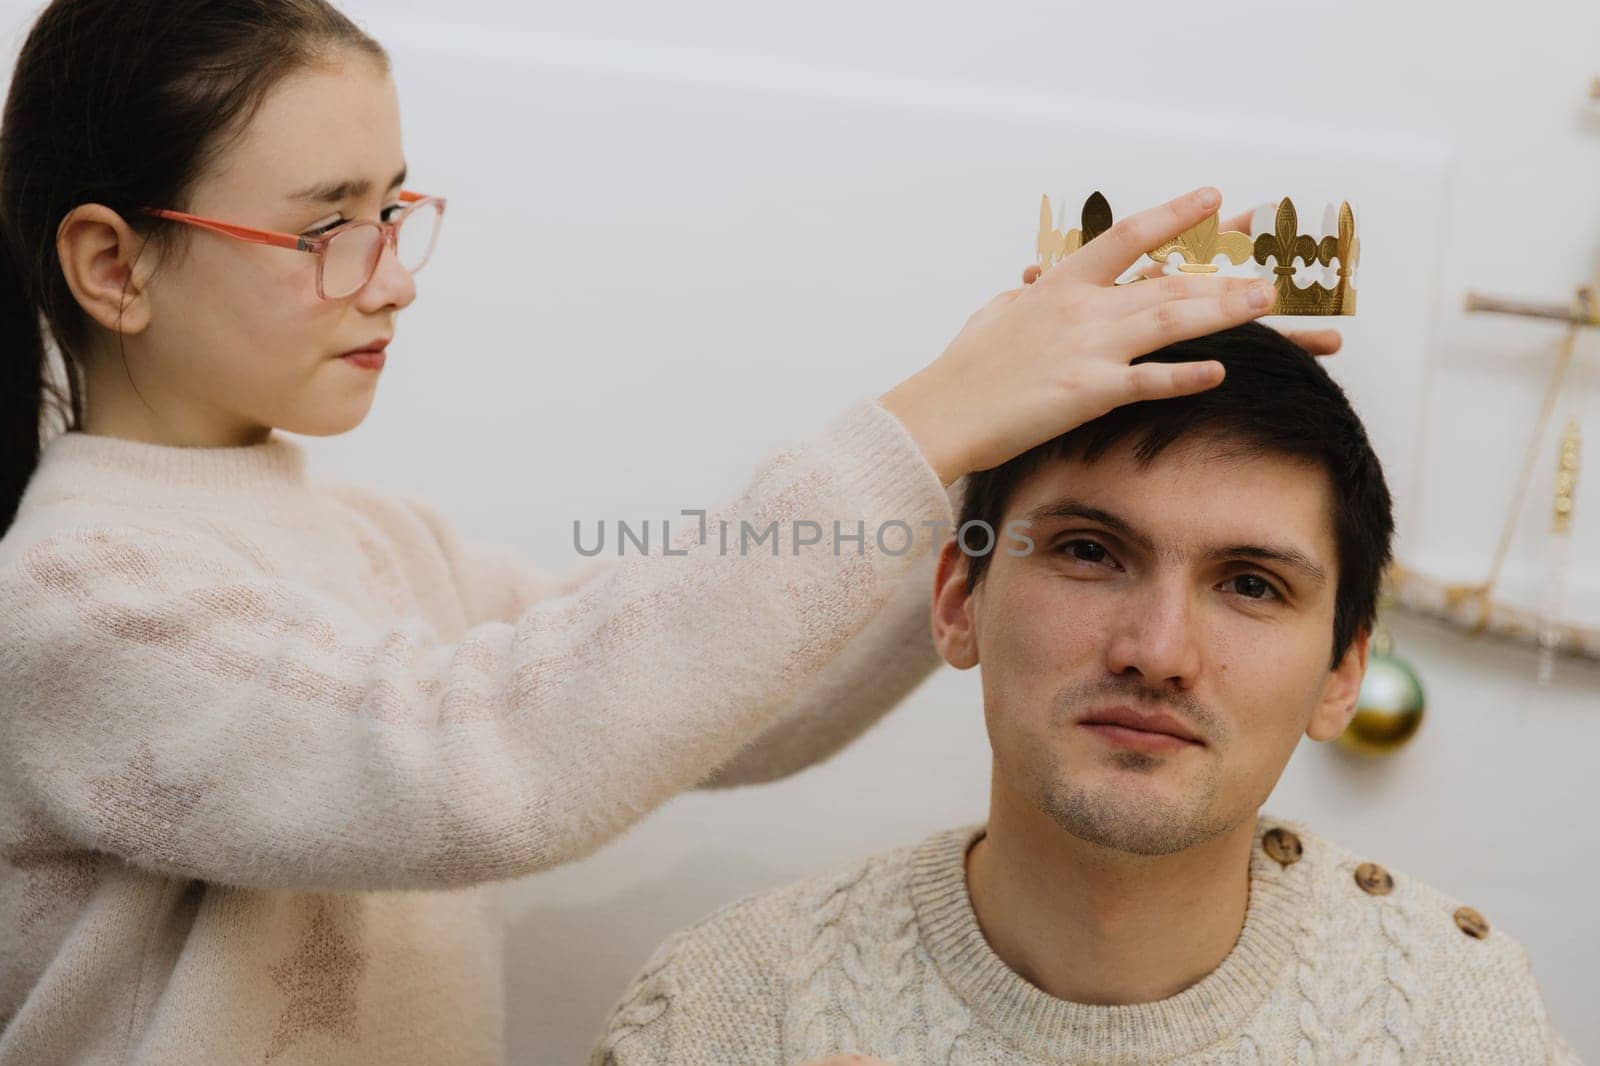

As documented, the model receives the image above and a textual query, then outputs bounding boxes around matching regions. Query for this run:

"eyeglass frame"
[140,189,447,300]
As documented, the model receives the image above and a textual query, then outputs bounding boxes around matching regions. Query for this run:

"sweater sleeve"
[0,400,949,893]
[404,478,964,791]
[1530,952,1582,1066]
[694,501,948,789]
[1423,920,1581,1064]
[1513,949,1580,1066]
[586,935,684,1066]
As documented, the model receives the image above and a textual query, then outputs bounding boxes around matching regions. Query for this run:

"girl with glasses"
[0,2,1320,1063]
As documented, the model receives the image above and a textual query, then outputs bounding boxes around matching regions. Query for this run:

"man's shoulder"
[1259,812,1572,1058]
[601,819,960,998]
[593,826,972,1062]
[1257,812,1548,1013]
[653,825,965,968]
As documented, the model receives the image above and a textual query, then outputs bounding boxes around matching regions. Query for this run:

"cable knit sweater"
[0,398,956,1066]
[592,815,1579,1065]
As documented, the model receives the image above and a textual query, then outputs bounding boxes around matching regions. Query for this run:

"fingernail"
[1196,187,1221,209]
[1249,283,1274,309]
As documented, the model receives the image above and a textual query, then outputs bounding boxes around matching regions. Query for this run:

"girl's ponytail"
[0,229,47,536]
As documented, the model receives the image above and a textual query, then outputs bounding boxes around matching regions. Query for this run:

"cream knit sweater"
[0,399,955,1065]
[592,816,1579,1065]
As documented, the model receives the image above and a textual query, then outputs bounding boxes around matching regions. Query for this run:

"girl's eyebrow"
[286,165,408,205]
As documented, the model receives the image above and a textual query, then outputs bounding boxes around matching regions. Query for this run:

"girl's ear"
[56,204,159,337]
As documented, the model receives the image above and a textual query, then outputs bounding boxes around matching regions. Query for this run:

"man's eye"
[1228,574,1281,601]
[1056,541,1282,602]
[1058,539,1111,564]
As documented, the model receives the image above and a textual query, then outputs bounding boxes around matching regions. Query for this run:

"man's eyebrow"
[287,165,408,205]
[1020,498,1328,589]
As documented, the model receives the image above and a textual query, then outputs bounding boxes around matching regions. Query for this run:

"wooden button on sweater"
[1454,905,1491,939]
[1354,862,1394,895]
[1262,827,1302,866]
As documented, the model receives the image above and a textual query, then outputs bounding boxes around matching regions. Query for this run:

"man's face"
[933,435,1368,855]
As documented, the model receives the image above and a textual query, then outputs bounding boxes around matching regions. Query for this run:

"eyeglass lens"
[322,200,443,298]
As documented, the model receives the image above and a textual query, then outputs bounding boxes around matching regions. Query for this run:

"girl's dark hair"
[0,0,387,534]
[957,322,1395,670]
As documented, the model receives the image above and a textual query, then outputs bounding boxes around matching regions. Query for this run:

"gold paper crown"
[1036,191,1360,316]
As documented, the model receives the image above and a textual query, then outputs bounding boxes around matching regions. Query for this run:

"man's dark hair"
[957,321,1394,670]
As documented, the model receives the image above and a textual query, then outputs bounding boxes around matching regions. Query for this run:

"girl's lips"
[339,338,390,358]
[341,350,386,370]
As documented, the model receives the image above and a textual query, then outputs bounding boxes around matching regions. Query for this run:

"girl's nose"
[359,239,416,311]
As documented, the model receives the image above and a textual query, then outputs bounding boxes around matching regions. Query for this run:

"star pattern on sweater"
[2,810,100,932]
[86,740,217,871]
[264,897,369,1061]
[780,550,880,685]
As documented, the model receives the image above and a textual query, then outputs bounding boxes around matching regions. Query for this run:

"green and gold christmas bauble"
[1337,629,1426,755]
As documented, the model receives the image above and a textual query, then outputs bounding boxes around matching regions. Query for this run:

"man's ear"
[1306,626,1371,741]
[56,204,158,338]
[931,537,980,670]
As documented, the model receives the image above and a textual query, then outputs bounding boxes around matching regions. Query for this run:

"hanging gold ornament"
[1337,596,1426,755]
[1538,419,1583,682]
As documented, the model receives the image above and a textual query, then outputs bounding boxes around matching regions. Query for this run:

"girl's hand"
[880,186,1320,486]
[1041,201,1342,358]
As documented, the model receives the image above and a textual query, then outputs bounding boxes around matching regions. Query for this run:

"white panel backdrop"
[3,1,1596,1061]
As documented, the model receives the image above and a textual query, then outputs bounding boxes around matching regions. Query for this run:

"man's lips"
[1075,701,1203,742]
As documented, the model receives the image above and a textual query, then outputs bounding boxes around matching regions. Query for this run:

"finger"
[1123,358,1227,404]
[1021,263,1042,285]
[1123,260,1162,283]
[1057,186,1221,286]
[1115,284,1276,355]
[1285,328,1343,356]
[1109,273,1265,315]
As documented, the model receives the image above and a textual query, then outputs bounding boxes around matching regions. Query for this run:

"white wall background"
[6,0,1597,1061]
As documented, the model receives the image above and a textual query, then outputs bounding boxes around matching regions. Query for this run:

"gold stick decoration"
[1554,419,1581,534]
[1463,289,1600,327]
[1392,284,1599,663]
[1385,562,1600,662]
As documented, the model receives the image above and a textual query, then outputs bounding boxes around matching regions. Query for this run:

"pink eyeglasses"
[142,190,447,300]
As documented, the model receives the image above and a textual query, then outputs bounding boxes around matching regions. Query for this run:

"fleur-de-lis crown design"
[1150,214,1255,274]
[1035,191,1359,316]
[1037,191,1112,265]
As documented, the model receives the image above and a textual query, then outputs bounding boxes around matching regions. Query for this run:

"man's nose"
[1103,573,1202,687]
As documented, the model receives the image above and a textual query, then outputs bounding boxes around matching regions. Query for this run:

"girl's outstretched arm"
[692,490,953,788]
[0,399,947,894]
[394,479,964,791]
